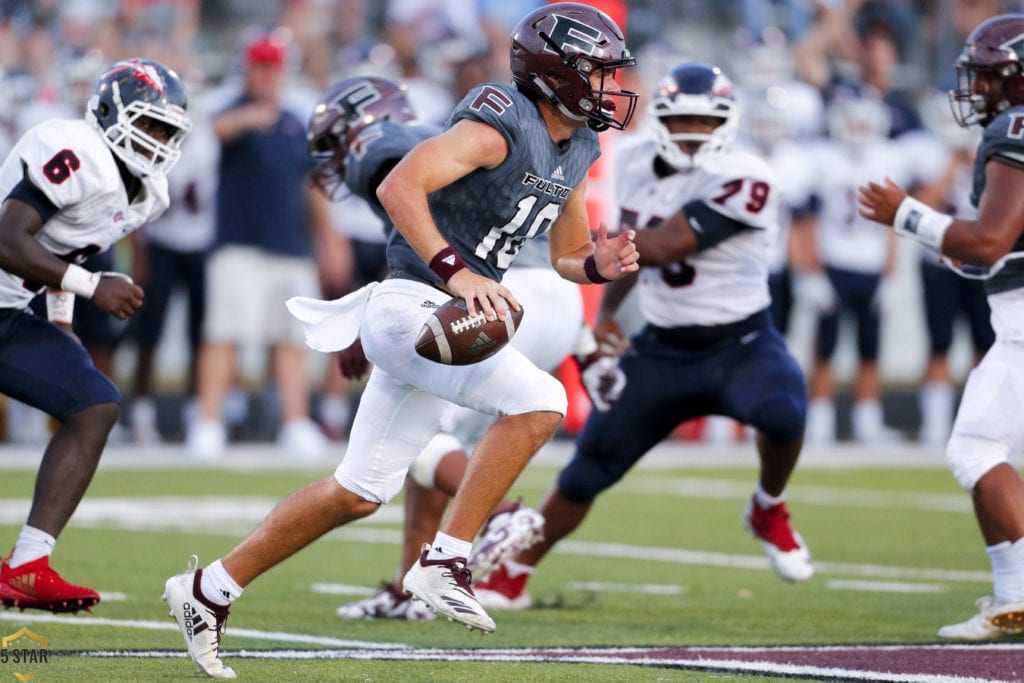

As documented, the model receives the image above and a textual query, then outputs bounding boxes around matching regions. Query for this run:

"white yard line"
[622,477,971,512]
[825,579,947,593]
[0,612,409,649]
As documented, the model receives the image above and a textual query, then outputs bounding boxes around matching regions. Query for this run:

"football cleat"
[743,496,814,583]
[473,562,533,611]
[336,581,436,621]
[468,503,545,583]
[0,552,100,613]
[163,556,236,679]
[402,545,495,633]
[938,596,1024,639]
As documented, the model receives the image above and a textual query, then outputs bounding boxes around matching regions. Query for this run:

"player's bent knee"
[409,433,463,489]
[947,433,1009,492]
[67,401,120,432]
[750,393,806,444]
[556,454,623,502]
[498,371,567,417]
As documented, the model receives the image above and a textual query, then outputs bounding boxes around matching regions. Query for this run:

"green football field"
[0,441,1010,681]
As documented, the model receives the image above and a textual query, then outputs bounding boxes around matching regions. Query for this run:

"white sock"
[704,416,735,445]
[988,540,1024,604]
[9,525,56,568]
[504,559,535,579]
[852,399,885,440]
[805,399,835,443]
[319,395,350,432]
[426,532,473,561]
[200,559,244,606]
[919,382,953,443]
[754,482,785,508]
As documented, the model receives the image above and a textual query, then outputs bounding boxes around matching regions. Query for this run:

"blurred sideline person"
[162,4,639,677]
[900,93,994,446]
[475,62,813,611]
[800,90,906,445]
[859,13,1024,640]
[186,32,348,460]
[0,59,191,612]
[128,93,219,444]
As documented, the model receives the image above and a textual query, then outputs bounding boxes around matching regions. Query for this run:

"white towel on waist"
[285,282,378,352]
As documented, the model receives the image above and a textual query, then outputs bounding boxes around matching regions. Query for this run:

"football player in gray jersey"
[860,13,1024,639]
[162,4,639,674]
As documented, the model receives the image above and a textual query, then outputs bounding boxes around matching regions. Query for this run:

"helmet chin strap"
[531,75,588,124]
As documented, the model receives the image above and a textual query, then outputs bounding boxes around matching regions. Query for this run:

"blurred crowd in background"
[0,0,1018,453]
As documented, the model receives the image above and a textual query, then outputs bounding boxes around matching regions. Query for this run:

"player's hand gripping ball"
[415,298,523,365]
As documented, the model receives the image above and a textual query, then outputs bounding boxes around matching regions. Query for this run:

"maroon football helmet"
[950,13,1024,127]
[307,76,417,199]
[510,2,638,131]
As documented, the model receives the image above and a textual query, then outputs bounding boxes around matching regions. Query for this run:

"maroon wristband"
[584,255,612,284]
[429,245,467,284]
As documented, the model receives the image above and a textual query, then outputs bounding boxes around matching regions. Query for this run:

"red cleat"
[742,496,814,583]
[473,562,533,611]
[1,554,100,613]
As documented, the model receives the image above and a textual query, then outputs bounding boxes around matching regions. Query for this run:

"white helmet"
[648,62,739,171]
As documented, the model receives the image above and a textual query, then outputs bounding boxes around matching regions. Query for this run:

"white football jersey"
[898,130,979,263]
[141,114,218,252]
[756,138,818,274]
[807,140,910,273]
[0,119,170,309]
[614,139,779,327]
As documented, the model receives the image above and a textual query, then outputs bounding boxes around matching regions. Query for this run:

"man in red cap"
[187,31,349,462]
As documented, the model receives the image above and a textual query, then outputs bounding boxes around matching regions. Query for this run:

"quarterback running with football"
[162,3,638,677]
[475,61,814,611]
[859,13,1024,638]
[0,59,191,612]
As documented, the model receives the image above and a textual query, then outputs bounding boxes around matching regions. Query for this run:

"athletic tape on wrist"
[584,255,611,284]
[45,289,75,324]
[893,197,952,253]
[428,246,467,284]
[60,264,100,299]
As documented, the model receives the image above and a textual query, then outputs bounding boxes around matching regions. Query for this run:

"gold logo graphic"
[1,627,49,681]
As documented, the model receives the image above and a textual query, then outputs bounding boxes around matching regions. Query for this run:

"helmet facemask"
[532,32,638,131]
[948,14,1024,127]
[648,64,739,172]
[308,121,350,201]
[87,64,192,179]
[950,61,1024,127]
[509,2,639,132]
[305,76,418,201]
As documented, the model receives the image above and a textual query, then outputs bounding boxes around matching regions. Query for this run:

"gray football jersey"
[386,83,600,286]
[972,106,1024,294]
[344,120,438,232]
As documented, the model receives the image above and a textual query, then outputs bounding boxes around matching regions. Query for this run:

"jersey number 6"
[43,149,82,185]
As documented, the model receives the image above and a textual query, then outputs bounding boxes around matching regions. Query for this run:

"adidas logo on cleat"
[9,572,36,596]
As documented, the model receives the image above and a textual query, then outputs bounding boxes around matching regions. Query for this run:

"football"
[415,297,524,365]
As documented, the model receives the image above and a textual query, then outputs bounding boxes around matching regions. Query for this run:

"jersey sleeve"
[448,83,523,150]
[695,153,779,231]
[345,122,437,203]
[16,122,106,211]
[980,110,1024,170]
